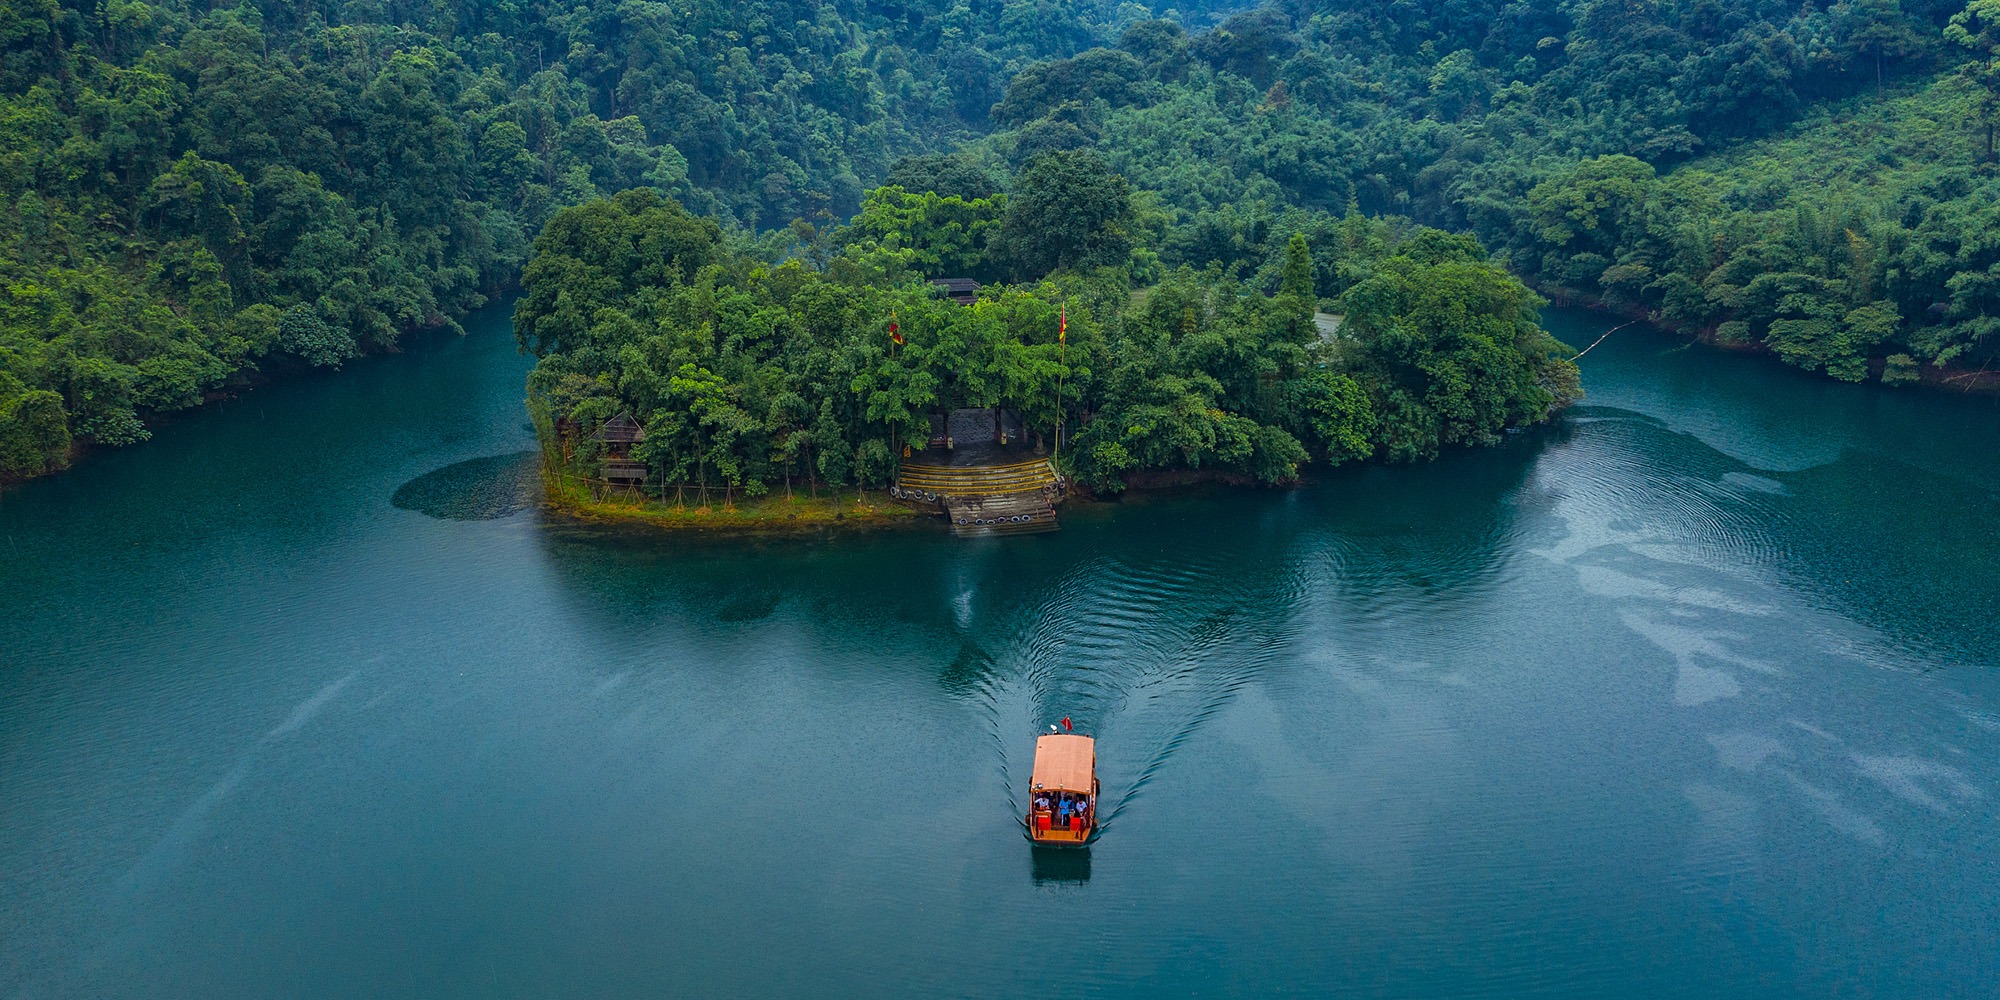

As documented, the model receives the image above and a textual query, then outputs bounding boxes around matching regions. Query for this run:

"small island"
[517,155,1582,534]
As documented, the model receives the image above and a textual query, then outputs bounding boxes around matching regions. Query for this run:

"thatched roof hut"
[590,413,646,446]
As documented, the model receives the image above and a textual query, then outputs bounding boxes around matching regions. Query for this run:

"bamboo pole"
[1053,338,1066,466]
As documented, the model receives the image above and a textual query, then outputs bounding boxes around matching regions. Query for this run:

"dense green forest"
[963,0,2000,385]
[6,0,2000,482]
[0,0,1221,479]
[517,170,1579,495]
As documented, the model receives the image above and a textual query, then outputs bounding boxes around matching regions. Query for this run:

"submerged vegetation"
[5,0,2000,482]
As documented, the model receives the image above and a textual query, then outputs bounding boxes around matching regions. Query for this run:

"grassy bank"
[541,470,931,533]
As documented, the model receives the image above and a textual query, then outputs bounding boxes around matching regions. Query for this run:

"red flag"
[1061,716,1072,731]
[1058,307,1067,345]
[889,310,904,346]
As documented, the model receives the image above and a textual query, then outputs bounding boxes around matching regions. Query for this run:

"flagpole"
[1053,307,1065,467]
[888,307,902,461]
[1054,344,1064,464]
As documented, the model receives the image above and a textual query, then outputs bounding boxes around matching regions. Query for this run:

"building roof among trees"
[929,278,982,304]
[590,413,646,444]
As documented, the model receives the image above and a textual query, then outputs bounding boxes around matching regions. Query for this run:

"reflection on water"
[524,425,1552,837]
[1030,846,1091,886]
[2,304,1998,998]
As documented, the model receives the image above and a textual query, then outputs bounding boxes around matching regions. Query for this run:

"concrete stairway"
[893,459,1058,497]
[892,459,1064,537]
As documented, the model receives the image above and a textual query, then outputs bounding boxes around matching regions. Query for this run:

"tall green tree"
[992,150,1135,280]
[1949,0,2000,161]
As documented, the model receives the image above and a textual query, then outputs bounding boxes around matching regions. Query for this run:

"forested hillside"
[7,0,2000,483]
[0,0,1211,479]
[968,0,2000,384]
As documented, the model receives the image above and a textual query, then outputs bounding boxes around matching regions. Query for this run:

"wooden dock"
[891,459,1064,537]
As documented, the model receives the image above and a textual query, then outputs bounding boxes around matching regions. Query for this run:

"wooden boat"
[1026,733,1097,846]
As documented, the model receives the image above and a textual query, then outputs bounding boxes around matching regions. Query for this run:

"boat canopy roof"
[1031,734,1095,793]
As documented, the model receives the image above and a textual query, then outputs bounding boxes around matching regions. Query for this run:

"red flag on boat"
[1061,716,1072,731]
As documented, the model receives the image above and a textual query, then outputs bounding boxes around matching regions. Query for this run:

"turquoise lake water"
[2,304,1996,997]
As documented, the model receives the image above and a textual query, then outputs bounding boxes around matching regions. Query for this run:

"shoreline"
[12,290,1992,493]
[2,314,484,489]
[539,470,933,534]
[1540,288,2000,396]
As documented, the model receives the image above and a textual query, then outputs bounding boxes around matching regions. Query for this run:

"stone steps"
[893,459,1058,497]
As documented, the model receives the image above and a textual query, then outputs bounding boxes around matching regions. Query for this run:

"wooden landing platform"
[944,491,1058,537]
[891,459,1064,537]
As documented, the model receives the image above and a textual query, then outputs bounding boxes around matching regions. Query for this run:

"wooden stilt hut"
[592,412,649,485]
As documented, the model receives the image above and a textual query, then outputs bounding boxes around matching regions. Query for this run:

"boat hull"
[1026,831,1094,848]
[1025,822,1095,848]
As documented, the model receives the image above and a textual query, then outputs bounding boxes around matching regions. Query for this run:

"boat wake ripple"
[973,546,1317,831]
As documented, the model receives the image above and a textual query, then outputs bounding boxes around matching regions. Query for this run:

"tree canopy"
[7,0,2000,482]
[518,180,1580,498]
[963,0,2000,386]
[0,0,1185,480]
